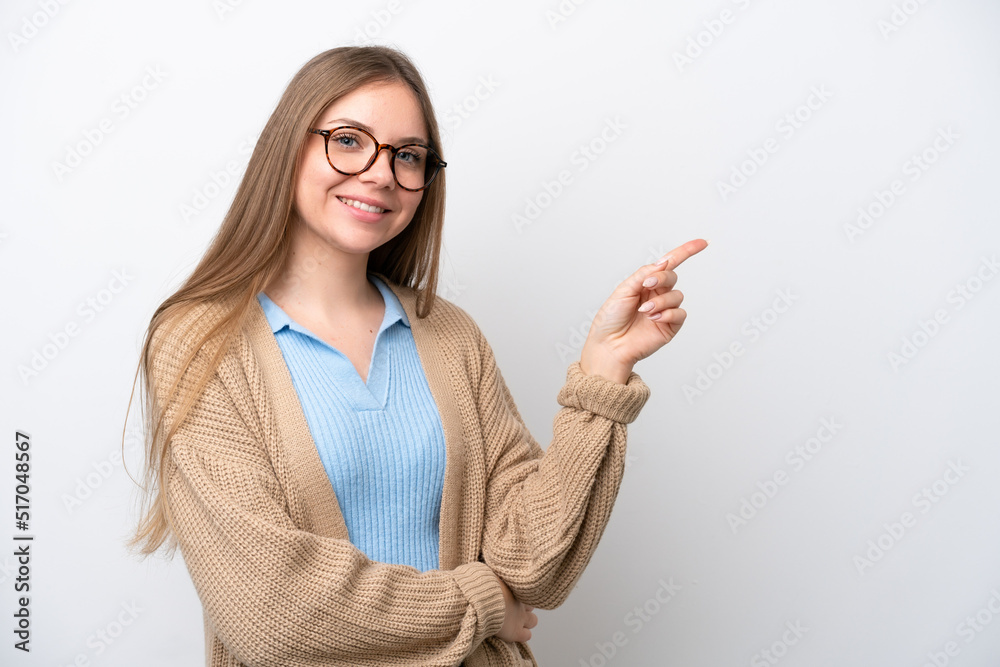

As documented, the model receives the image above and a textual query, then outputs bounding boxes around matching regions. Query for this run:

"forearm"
[487,407,631,607]
[167,440,507,665]
[478,356,650,610]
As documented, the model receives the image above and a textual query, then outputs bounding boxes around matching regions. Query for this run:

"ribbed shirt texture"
[149,271,652,667]
[255,274,446,573]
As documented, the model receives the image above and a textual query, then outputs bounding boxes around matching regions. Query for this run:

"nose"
[359,146,396,189]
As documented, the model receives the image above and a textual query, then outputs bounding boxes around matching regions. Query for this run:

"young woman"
[125,45,707,667]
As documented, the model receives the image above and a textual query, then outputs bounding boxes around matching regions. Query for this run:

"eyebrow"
[325,117,428,145]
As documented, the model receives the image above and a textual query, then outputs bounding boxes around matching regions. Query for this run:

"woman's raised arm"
[474,327,651,611]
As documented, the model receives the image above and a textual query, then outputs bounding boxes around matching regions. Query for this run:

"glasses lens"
[393,145,438,190]
[327,128,376,174]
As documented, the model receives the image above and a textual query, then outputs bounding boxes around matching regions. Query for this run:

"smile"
[337,196,387,214]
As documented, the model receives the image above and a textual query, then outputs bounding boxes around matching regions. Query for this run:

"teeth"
[338,196,385,213]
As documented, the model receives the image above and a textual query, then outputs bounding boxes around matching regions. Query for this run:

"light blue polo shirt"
[256,273,446,572]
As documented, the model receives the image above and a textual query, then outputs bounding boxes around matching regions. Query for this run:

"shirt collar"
[256,273,410,337]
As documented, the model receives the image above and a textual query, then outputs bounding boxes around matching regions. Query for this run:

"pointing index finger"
[658,239,709,270]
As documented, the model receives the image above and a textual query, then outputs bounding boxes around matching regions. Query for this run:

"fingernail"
[656,254,672,266]
[642,276,658,288]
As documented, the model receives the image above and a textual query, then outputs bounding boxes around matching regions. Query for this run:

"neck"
[263,223,382,324]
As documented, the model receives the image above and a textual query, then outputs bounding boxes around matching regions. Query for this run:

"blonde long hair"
[124,45,447,557]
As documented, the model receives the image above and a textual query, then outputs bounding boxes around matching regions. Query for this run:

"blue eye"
[396,149,425,168]
[333,133,362,149]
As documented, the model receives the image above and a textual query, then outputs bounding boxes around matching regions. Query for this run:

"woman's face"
[292,80,429,262]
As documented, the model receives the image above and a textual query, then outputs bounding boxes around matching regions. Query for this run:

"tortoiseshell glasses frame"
[307,125,447,192]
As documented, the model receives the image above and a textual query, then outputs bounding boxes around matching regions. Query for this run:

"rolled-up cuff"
[452,561,507,644]
[557,361,652,424]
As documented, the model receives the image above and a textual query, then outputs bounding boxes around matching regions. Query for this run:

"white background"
[2,0,1000,665]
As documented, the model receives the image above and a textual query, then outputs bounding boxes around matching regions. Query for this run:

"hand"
[494,573,538,643]
[580,239,709,380]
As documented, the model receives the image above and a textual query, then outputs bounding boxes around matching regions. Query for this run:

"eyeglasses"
[307,125,447,192]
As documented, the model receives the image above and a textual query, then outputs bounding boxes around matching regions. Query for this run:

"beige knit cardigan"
[149,272,651,666]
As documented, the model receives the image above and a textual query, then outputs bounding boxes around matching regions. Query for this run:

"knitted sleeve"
[474,327,651,610]
[151,327,507,666]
